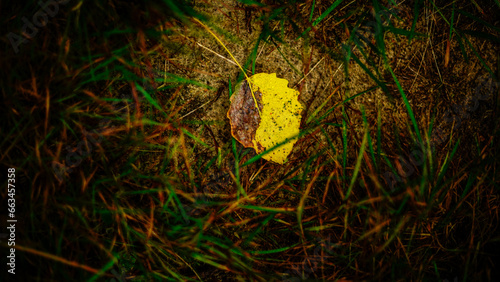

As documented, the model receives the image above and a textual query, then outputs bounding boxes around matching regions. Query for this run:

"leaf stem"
[194,18,261,116]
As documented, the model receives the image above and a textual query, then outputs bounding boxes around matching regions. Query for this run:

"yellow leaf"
[228,73,304,164]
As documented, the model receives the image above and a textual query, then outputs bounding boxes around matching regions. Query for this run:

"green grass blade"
[344,121,368,201]
[298,0,344,39]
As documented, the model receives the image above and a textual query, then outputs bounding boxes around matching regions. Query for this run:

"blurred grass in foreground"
[1,0,499,281]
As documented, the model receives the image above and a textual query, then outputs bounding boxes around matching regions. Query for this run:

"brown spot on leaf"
[227,79,264,149]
